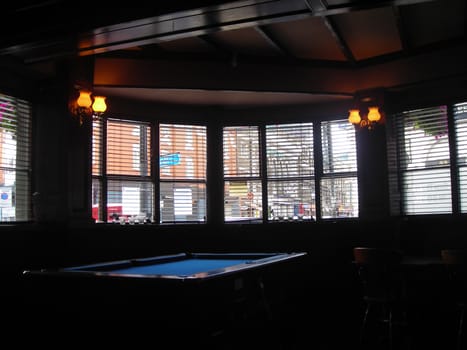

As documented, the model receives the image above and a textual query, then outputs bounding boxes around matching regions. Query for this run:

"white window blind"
[454,102,467,213]
[0,93,31,222]
[92,118,153,223]
[160,124,206,223]
[107,120,151,177]
[91,120,103,220]
[320,120,358,218]
[223,126,262,222]
[92,120,103,177]
[266,123,315,221]
[394,106,452,214]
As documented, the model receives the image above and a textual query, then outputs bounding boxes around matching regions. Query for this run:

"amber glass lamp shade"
[92,96,107,114]
[367,106,381,123]
[77,91,92,108]
[348,109,361,125]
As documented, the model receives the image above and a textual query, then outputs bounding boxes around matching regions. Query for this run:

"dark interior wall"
[357,124,390,219]
[11,216,465,286]
[33,79,70,223]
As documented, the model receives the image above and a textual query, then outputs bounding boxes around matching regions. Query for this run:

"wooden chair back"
[353,247,405,303]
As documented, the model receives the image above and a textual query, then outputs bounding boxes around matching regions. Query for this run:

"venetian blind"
[223,126,262,221]
[454,102,467,213]
[265,123,315,220]
[0,93,31,222]
[320,120,358,218]
[159,124,207,223]
[107,119,151,177]
[395,106,452,214]
[91,120,103,221]
[321,120,357,173]
[105,119,153,223]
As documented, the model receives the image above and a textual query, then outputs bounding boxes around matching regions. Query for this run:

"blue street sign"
[160,153,181,167]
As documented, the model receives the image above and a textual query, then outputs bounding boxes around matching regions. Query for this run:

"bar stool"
[441,249,467,350]
[353,247,407,349]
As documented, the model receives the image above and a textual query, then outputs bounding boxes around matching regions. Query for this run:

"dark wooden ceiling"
[1,0,466,107]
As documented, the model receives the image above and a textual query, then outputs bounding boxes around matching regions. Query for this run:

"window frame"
[221,119,359,224]
[92,115,360,225]
[92,119,208,224]
[0,92,32,223]
[387,100,467,216]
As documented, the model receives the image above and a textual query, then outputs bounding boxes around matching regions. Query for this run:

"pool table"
[22,252,307,333]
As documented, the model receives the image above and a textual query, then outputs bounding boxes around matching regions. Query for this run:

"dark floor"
[6,290,463,350]
[9,260,465,350]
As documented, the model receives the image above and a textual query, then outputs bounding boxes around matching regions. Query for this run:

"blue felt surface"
[111,258,247,276]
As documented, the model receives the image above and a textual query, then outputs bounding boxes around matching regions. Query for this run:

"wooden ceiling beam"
[0,0,438,63]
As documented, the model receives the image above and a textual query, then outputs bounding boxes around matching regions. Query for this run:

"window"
[266,123,315,221]
[93,117,359,224]
[320,120,358,218]
[160,124,206,223]
[92,120,207,224]
[0,93,31,222]
[222,119,358,223]
[388,105,453,215]
[91,119,103,220]
[92,118,153,223]
[223,126,262,222]
[454,102,467,213]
